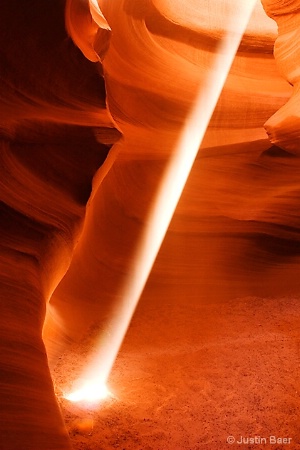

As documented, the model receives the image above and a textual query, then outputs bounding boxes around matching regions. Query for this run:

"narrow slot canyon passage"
[1,0,300,449]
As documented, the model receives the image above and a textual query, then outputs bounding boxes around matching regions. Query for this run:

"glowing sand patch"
[64,380,111,404]
[65,1,257,403]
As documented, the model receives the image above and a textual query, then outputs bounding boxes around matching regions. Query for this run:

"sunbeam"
[64,0,258,405]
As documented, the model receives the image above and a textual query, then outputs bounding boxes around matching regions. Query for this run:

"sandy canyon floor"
[53,292,300,450]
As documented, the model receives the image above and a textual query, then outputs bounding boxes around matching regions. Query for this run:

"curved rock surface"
[262,0,300,151]
[0,0,299,448]
[0,0,117,448]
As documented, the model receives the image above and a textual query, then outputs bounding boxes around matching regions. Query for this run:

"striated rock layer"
[262,0,300,151]
[44,0,292,356]
[0,0,117,448]
[0,0,299,448]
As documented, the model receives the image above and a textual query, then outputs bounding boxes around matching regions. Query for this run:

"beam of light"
[64,379,111,403]
[64,0,257,404]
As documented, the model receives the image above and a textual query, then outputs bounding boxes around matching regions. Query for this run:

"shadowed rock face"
[0,0,299,448]
[0,1,117,448]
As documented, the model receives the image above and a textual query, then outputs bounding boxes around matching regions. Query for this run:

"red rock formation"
[262,0,300,151]
[0,1,117,448]
[44,0,291,353]
[1,0,299,448]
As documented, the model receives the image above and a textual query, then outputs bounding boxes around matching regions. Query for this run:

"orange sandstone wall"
[0,0,117,448]
[45,0,292,359]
